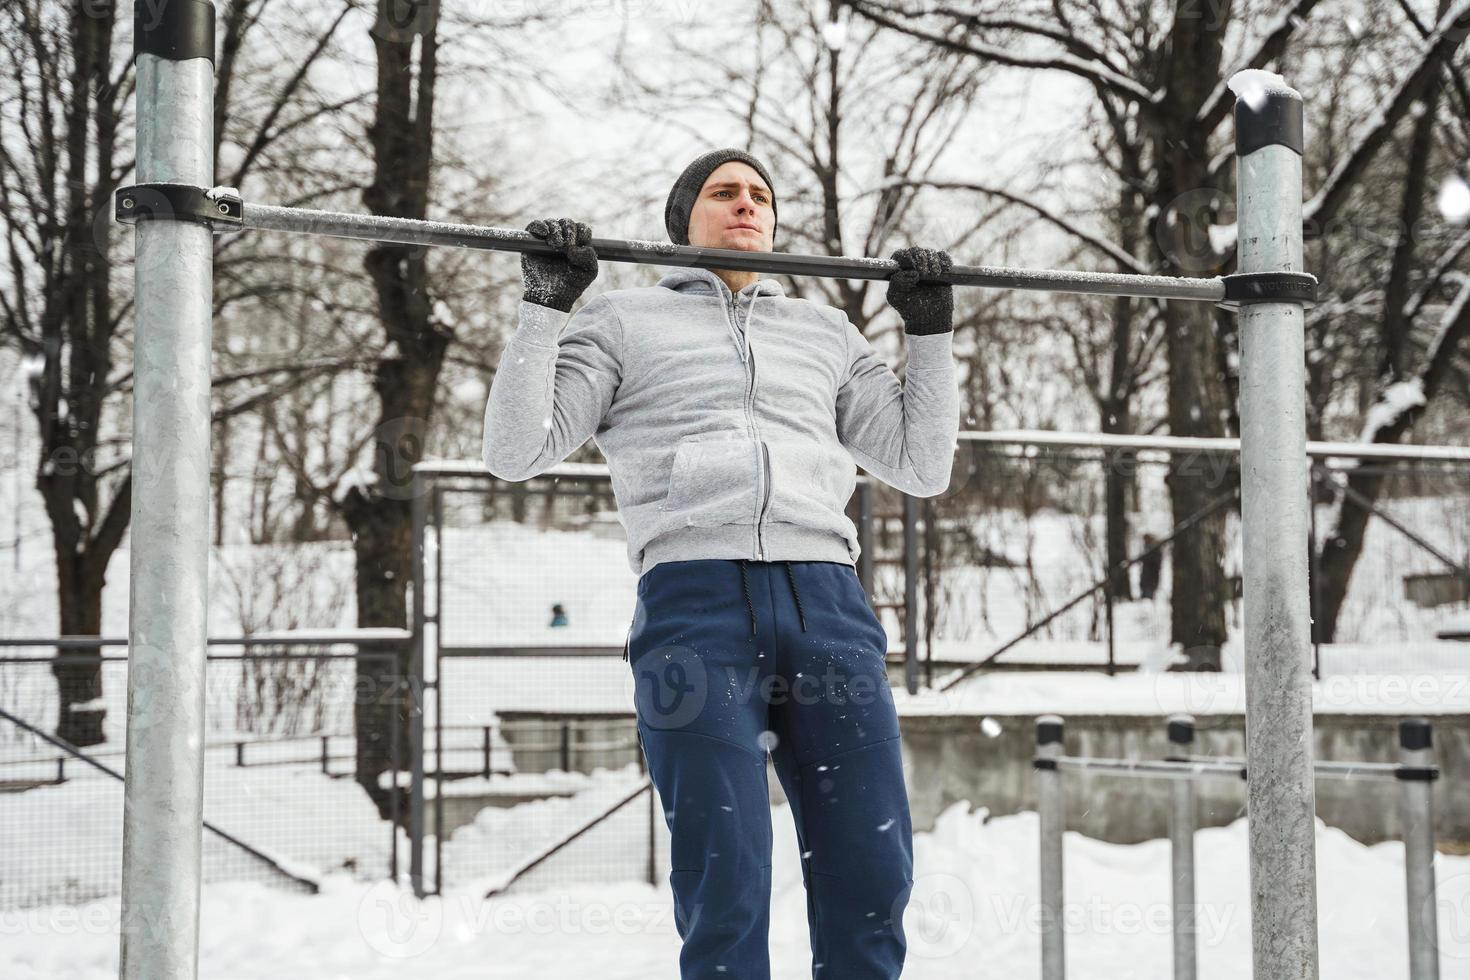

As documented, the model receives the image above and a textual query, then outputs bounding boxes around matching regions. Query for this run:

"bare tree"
[841,0,1470,667]
[1309,0,1470,639]
[0,0,369,744]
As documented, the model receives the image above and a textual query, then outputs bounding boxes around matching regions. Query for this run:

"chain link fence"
[0,638,409,911]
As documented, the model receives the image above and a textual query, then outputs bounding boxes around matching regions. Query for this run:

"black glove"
[886,246,954,336]
[521,218,599,313]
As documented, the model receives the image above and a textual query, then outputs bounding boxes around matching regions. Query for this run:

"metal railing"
[1033,714,1443,980]
[0,635,412,910]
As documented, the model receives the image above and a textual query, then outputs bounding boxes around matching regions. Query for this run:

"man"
[483,148,959,978]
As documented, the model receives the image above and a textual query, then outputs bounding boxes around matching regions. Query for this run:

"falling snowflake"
[1438,175,1470,225]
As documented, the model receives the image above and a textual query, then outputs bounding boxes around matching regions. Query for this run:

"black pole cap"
[1231,72,1304,157]
[1399,718,1433,752]
[1036,715,1064,747]
[135,0,216,65]
[1167,714,1196,746]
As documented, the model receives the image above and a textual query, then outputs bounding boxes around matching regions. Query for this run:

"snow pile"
[4,803,1468,979]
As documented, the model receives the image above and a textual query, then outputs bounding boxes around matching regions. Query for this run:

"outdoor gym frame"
[117,2,1320,978]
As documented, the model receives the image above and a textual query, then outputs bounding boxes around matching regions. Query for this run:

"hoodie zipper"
[725,289,771,561]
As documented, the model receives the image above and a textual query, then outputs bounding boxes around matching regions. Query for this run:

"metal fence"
[929,433,1470,680]
[407,434,1469,894]
[412,465,667,896]
[0,636,410,911]
[1033,713,1444,980]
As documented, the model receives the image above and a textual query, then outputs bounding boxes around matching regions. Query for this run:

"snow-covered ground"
[2,481,1466,974]
[4,802,1469,979]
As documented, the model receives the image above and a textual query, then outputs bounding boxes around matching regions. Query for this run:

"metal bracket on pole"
[1217,271,1318,311]
[115,183,244,231]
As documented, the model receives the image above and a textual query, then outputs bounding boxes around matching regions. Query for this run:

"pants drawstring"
[739,560,758,636]
[739,560,808,635]
[783,563,808,632]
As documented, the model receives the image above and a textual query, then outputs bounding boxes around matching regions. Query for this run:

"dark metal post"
[1308,462,1321,679]
[903,493,919,694]
[409,471,428,896]
[432,484,445,895]
[389,675,401,883]
[857,479,874,601]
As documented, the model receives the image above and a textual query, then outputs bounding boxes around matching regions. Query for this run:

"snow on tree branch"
[1305,0,1470,229]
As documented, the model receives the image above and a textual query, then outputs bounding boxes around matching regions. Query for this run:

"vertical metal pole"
[1036,715,1066,980]
[432,485,445,894]
[120,4,216,978]
[409,470,428,896]
[637,732,656,886]
[1167,714,1198,980]
[389,668,401,883]
[903,493,919,694]
[1398,719,1440,980]
[1308,463,1321,679]
[857,479,874,600]
[1230,70,1319,980]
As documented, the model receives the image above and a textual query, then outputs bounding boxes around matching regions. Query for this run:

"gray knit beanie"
[664,148,778,246]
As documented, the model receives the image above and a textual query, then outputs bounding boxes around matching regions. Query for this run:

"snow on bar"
[961,429,1470,464]
[241,199,1226,302]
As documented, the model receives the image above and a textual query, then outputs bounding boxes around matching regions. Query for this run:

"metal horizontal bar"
[963,429,1470,464]
[1054,756,1247,781]
[1176,754,1411,783]
[1054,755,1421,783]
[0,631,412,650]
[243,200,1227,303]
[437,644,624,658]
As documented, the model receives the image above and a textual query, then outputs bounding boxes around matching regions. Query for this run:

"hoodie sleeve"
[482,296,623,481]
[834,314,959,497]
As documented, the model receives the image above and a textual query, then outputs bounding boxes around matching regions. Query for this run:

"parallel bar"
[120,5,216,976]
[1066,754,1431,783]
[1054,757,1246,781]
[1232,69,1320,980]
[241,201,1227,302]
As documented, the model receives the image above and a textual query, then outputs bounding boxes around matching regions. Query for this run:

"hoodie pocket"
[763,437,856,530]
[660,436,760,527]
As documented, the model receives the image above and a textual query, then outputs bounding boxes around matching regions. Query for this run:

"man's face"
[685,161,775,253]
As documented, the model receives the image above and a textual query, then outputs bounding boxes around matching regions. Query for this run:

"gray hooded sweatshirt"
[482,266,959,576]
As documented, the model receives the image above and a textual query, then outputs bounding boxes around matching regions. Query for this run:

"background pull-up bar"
[116,185,1313,306]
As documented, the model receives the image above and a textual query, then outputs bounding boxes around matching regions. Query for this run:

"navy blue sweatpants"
[626,558,914,978]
